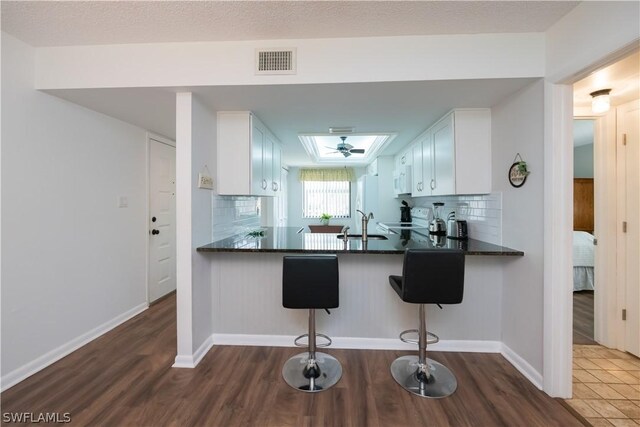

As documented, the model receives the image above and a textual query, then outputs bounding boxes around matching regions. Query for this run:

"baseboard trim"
[211,333,502,353]
[0,302,148,392]
[173,335,215,368]
[179,334,542,390]
[501,343,543,390]
[209,334,540,388]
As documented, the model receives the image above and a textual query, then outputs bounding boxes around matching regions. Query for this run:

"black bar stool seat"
[282,255,341,392]
[389,249,465,398]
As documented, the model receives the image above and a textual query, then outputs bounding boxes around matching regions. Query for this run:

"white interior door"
[149,138,176,303]
[618,100,640,357]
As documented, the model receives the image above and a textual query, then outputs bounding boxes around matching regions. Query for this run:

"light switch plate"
[198,173,214,190]
[118,196,128,208]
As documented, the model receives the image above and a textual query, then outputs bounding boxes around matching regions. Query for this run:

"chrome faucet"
[356,210,374,242]
[340,225,350,243]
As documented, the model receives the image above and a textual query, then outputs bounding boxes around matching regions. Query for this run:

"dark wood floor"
[1,295,582,426]
[573,291,596,345]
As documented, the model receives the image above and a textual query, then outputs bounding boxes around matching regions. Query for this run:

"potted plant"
[516,160,531,176]
[320,213,332,226]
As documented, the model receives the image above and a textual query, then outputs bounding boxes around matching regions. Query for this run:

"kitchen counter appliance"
[447,212,468,240]
[429,202,447,236]
[400,200,411,223]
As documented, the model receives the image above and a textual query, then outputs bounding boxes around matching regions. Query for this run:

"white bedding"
[573,231,595,291]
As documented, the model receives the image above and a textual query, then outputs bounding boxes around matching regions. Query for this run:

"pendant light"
[590,89,612,113]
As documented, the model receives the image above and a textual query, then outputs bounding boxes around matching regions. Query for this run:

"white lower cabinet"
[405,108,491,197]
[217,111,282,196]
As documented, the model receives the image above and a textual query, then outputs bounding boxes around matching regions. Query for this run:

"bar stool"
[282,255,342,392]
[389,249,465,398]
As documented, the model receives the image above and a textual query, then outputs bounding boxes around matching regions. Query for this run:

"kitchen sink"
[336,234,388,240]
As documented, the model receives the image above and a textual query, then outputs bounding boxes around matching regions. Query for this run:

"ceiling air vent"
[255,48,296,75]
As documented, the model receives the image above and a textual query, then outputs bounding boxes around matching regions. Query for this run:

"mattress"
[573,231,595,291]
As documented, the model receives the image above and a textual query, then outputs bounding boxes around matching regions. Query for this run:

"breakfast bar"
[197,228,523,352]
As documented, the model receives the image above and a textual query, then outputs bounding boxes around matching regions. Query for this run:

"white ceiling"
[48,79,536,166]
[4,0,604,167]
[573,50,640,115]
[1,1,578,47]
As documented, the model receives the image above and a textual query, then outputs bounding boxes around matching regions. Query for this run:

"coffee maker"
[400,200,411,223]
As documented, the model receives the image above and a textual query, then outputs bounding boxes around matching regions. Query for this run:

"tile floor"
[567,344,640,426]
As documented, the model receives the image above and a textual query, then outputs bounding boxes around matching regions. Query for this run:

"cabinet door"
[271,141,281,193]
[263,133,274,196]
[432,114,455,195]
[398,147,411,169]
[411,142,426,196]
[251,122,265,195]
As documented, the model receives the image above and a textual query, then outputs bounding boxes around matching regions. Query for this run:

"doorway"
[565,51,640,424]
[572,118,596,345]
[148,135,177,303]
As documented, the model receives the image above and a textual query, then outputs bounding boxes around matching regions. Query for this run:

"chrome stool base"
[282,351,342,392]
[390,355,457,398]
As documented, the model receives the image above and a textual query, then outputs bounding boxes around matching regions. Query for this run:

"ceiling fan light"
[590,89,611,113]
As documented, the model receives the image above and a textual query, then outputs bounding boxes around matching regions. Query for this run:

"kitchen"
[181,79,535,381]
[2,3,638,417]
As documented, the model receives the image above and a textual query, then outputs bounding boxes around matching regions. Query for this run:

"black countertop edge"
[197,227,524,257]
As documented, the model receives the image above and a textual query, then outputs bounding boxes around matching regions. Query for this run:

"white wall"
[492,79,546,376]
[1,33,148,389]
[174,93,217,364]
[546,1,640,83]
[34,33,545,90]
[212,197,260,241]
[211,253,503,346]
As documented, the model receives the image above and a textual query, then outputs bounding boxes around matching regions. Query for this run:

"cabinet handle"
[262,179,267,190]
[401,155,406,164]
[272,182,278,191]
[430,179,435,190]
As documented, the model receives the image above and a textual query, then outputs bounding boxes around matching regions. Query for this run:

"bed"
[573,231,595,291]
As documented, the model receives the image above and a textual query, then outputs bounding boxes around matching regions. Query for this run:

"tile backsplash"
[413,193,502,245]
[211,195,261,241]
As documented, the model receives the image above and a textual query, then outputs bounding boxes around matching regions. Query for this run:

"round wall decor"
[508,153,530,188]
[508,163,528,188]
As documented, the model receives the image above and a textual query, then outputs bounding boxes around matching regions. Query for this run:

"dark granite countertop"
[197,227,524,256]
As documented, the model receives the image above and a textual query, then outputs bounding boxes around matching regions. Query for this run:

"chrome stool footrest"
[294,333,332,347]
[399,329,439,345]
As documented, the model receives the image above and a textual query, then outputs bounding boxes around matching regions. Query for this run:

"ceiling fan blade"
[343,143,353,150]
[343,151,352,158]
[349,149,365,154]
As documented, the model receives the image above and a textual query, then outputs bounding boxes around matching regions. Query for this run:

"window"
[302,181,351,218]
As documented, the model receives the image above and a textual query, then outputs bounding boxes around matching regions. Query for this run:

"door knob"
[151,229,160,235]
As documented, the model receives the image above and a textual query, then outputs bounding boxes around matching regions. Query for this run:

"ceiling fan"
[327,136,365,158]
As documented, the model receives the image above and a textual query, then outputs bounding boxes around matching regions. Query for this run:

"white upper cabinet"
[395,145,412,170]
[403,108,491,197]
[271,135,282,193]
[431,113,455,195]
[217,111,282,196]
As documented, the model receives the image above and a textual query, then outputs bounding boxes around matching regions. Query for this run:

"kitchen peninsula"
[197,228,523,353]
